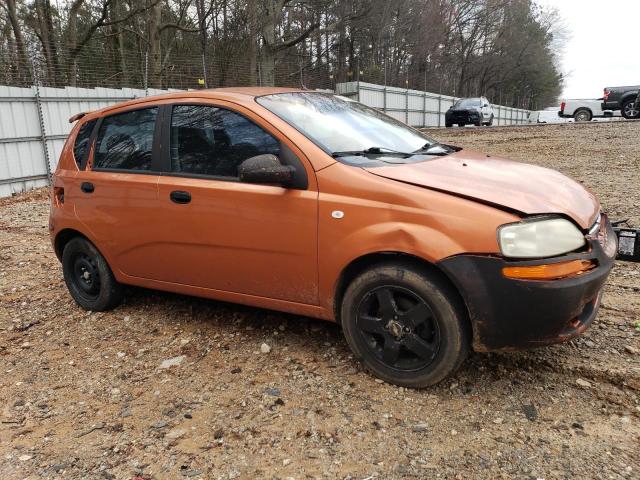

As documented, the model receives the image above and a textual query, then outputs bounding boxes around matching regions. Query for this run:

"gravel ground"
[1,122,639,480]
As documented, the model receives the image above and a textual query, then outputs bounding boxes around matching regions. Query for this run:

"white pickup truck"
[559,98,618,122]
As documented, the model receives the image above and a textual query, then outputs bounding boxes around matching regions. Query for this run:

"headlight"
[498,217,586,258]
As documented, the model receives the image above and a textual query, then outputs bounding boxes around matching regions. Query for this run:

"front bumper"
[446,111,480,124]
[438,217,616,352]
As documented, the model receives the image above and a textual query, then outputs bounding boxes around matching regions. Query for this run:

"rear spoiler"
[69,112,88,123]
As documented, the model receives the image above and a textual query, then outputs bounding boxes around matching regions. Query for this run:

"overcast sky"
[536,0,640,99]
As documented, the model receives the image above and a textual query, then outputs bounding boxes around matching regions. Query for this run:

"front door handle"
[170,190,191,204]
[81,182,94,193]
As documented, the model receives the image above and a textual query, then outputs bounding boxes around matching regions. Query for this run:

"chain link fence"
[0,44,532,197]
[0,43,338,91]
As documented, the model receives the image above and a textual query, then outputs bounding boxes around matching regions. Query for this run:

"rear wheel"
[457,123,465,127]
[340,262,470,388]
[621,98,639,119]
[62,237,124,311]
[445,122,453,128]
[574,109,592,122]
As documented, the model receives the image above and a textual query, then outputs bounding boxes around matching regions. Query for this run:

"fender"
[620,91,639,104]
[318,219,492,316]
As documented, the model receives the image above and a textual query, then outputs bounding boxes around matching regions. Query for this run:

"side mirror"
[238,154,295,185]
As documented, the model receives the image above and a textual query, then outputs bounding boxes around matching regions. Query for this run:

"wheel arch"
[332,251,473,337]
[620,91,638,104]
[573,107,592,120]
[54,228,91,261]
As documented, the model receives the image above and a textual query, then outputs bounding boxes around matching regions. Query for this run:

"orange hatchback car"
[50,88,617,387]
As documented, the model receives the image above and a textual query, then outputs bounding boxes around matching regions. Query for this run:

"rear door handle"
[170,190,191,204]
[81,182,94,193]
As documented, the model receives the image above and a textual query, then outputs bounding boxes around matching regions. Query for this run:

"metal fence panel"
[2,81,531,197]
[0,85,179,197]
[337,81,530,128]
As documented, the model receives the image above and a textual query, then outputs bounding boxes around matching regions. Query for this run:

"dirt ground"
[1,122,639,480]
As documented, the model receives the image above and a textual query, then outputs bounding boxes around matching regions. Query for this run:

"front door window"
[169,105,280,178]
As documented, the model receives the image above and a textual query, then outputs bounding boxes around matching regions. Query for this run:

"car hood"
[365,150,599,229]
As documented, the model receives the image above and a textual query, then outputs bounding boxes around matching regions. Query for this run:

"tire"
[487,114,494,126]
[340,262,471,388]
[445,122,453,128]
[573,109,592,122]
[457,123,465,127]
[621,98,640,119]
[475,119,482,127]
[62,237,124,311]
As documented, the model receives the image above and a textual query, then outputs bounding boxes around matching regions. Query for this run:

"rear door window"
[169,105,280,178]
[73,119,97,168]
[94,108,158,171]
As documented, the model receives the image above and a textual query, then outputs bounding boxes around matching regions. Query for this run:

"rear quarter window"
[73,119,97,169]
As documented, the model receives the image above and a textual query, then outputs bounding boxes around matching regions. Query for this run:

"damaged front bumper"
[438,216,617,352]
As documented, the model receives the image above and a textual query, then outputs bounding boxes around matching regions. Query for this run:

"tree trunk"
[248,0,258,85]
[66,1,84,87]
[35,0,61,86]
[259,0,278,86]
[148,0,162,88]
[5,0,29,83]
[337,8,346,81]
[110,0,128,85]
[260,48,276,87]
[195,0,208,87]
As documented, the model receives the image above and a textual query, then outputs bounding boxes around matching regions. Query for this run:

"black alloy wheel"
[621,99,639,119]
[341,263,470,387]
[356,286,440,371]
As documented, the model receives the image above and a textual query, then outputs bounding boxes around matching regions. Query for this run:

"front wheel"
[621,98,640,119]
[62,237,124,311]
[340,263,470,388]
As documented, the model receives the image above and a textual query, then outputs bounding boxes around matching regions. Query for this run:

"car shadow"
[120,286,593,394]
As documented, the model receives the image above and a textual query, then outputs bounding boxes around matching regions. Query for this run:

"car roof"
[91,86,309,118]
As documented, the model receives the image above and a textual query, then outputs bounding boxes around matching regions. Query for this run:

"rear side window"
[73,119,96,168]
[94,108,158,171]
[170,105,280,178]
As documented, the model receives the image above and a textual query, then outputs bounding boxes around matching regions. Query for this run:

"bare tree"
[258,0,321,86]
[1,0,564,107]
[1,0,29,82]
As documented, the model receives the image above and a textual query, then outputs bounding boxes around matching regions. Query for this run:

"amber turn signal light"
[502,260,595,280]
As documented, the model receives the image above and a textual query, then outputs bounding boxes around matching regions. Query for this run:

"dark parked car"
[445,97,494,127]
[602,85,639,119]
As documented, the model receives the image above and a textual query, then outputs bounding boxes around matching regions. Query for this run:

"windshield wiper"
[332,144,457,160]
[331,146,412,158]
[412,142,453,156]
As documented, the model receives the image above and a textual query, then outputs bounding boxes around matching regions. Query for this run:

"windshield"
[256,92,437,156]
[454,98,482,108]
